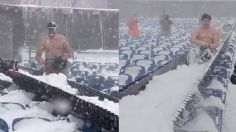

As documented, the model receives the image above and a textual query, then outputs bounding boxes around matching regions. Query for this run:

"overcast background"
[109,0,236,20]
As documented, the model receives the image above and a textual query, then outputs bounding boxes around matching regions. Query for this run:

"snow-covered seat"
[157,50,174,58]
[124,66,146,81]
[103,77,115,89]
[0,102,26,110]
[119,74,133,87]
[152,47,165,54]
[0,118,8,132]
[152,55,170,65]
[119,54,128,59]
[136,46,149,51]
[120,49,134,59]
[87,75,105,90]
[133,59,155,73]
[137,50,154,58]
[120,59,130,68]
[120,46,133,51]
[170,47,183,56]
[130,54,149,64]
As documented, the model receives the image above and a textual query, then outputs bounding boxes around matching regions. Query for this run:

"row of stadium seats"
[119,18,197,87]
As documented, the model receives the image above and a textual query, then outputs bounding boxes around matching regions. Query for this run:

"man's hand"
[210,48,217,53]
[62,53,68,60]
[199,41,207,46]
[38,58,45,65]
[200,42,209,50]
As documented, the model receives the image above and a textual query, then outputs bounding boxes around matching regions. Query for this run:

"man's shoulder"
[56,34,66,40]
[38,33,48,43]
[211,26,220,32]
[209,26,220,35]
[192,26,201,32]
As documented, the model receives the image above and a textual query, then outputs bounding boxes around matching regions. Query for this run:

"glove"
[200,45,207,50]
[200,43,208,50]
[52,57,67,71]
[210,48,217,53]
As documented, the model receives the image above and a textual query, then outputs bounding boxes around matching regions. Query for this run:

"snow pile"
[222,82,236,132]
[74,51,119,64]
[199,96,225,110]
[206,77,226,92]
[111,86,119,92]
[18,70,119,115]
[29,102,54,113]
[1,107,56,126]
[120,64,207,132]
[80,96,119,115]
[36,73,78,95]
[18,71,78,95]
[0,90,33,105]
[0,73,13,82]
[14,119,77,132]
[0,89,80,132]
[0,105,78,132]
[181,110,218,132]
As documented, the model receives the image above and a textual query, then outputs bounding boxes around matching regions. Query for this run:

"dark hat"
[201,13,211,20]
[47,21,57,29]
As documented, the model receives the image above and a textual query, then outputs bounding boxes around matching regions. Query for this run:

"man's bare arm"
[211,28,221,49]
[62,39,72,60]
[35,39,45,64]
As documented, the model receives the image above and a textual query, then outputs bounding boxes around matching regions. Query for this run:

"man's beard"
[49,33,55,38]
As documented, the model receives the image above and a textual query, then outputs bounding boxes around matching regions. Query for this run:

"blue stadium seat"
[152,55,170,65]
[157,50,173,58]
[124,66,146,81]
[103,77,115,89]
[138,50,154,58]
[87,75,105,90]
[152,47,165,54]
[119,73,133,87]
[120,46,133,51]
[134,59,155,73]
[76,76,87,84]
[130,54,149,64]
[119,54,128,59]
[120,59,130,68]
[12,117,52,131]
[120,49,134,59]
[0,118,8,132]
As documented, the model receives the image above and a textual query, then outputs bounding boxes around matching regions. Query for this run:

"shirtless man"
[187,13,221,64]
[35,22,71,75]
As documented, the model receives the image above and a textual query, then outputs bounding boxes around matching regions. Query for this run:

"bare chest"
[197,29,214,40]
[44,38,64,51]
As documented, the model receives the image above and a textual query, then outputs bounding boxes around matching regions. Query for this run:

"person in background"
[127,13,140,37]
[35,21,72,75]
[159,12,173,37]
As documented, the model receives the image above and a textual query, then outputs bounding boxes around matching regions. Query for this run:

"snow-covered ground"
[1,48,119,131]
[223,82,236,132]
[0,73,13,83]
[0,90,81,132]
[18,70,119,115]
[120,63,209,132]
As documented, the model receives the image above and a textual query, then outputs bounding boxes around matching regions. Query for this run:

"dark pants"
[44,60,68,76]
